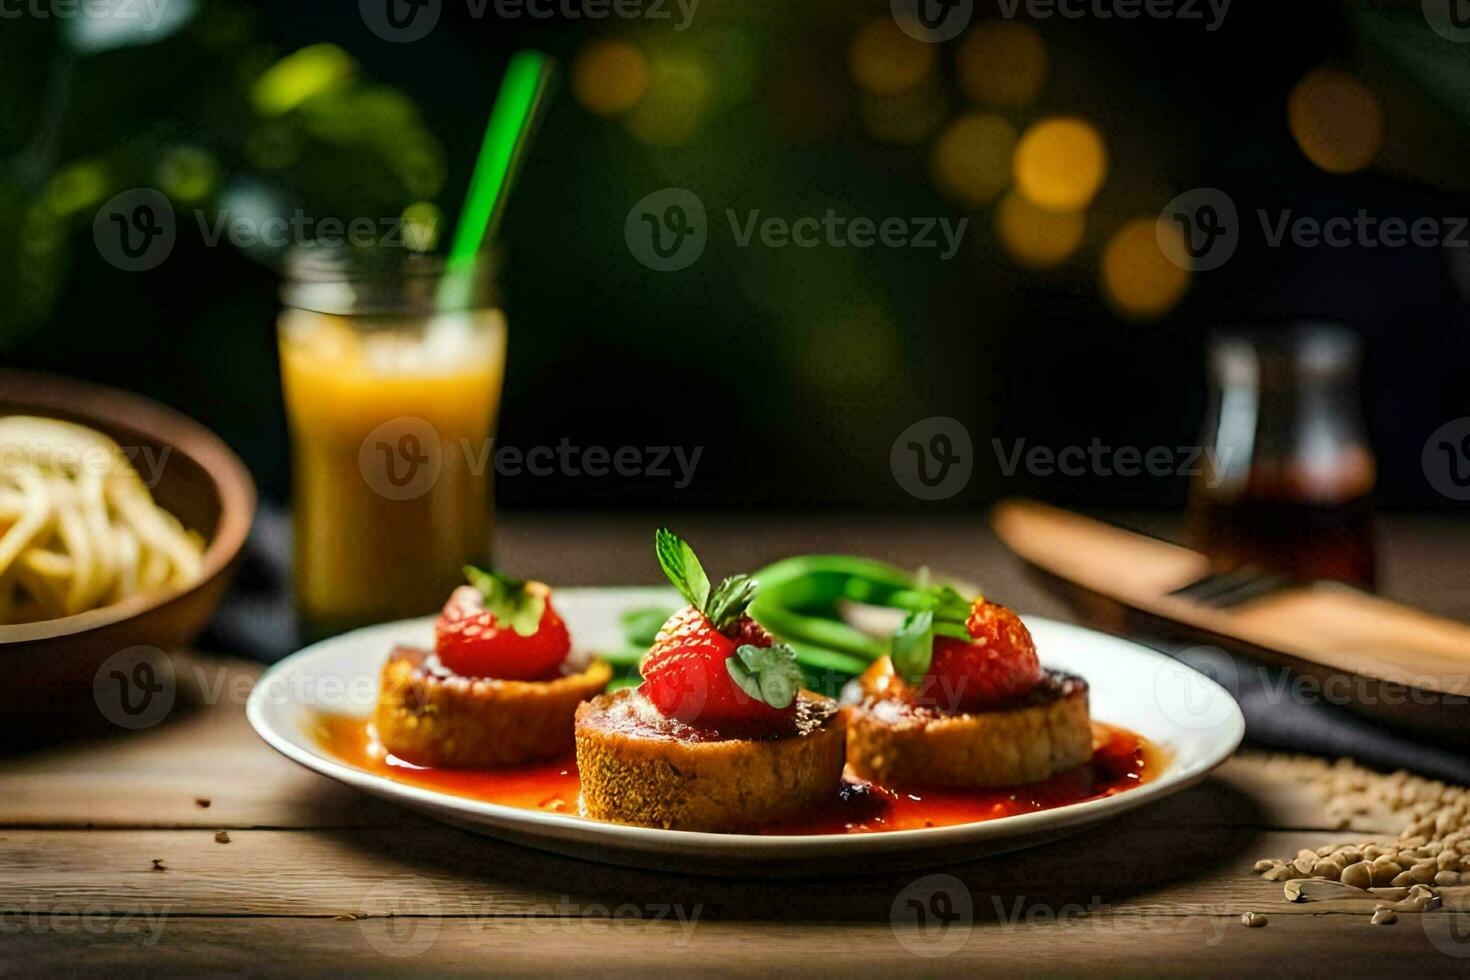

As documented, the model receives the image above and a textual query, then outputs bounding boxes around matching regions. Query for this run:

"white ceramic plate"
[248,588,1243,875]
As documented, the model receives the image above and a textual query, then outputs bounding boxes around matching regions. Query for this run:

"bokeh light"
[929,113,1018,208]
[401,201,442,253]
[860,83,949,146]
[848,18,935,97]
[956,21,1048,107]
[1288,69,1383,175]
[572,40,650,117]
[1101,217,1191,319]
[994,191,1085,269]
[1014,117,1108,211]
[156,146,218,203]
[251,43,356,117]
[624,53,711,147]
[41,161,108,217]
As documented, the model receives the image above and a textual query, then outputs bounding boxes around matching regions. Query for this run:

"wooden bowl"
[0,370,255,735]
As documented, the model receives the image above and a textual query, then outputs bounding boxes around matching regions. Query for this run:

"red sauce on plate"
[310,714,1164,835]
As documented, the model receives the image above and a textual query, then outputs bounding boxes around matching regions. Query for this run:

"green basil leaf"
[655,528,710,611]
[725,656,764,701]
[891,610,935,686]
[757,660,801,709]
[728,642,801,709]
[734,643,767,672]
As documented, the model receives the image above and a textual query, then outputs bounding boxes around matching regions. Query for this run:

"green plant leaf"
[655,528,710,611]
[932,621,972,641]
[726,643,802,709]
[891,610,935,686]
[619,605,674,648]
[705,575,757,632]
[463,565,545,637]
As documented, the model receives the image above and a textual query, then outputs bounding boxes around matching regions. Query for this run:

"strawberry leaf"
[727,643,802,709]
[890,610,935,686]
[705,575,757,632]
[655,528,710,611]
[463,565,545,637]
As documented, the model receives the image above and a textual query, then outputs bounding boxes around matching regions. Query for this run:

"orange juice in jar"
[278,250,506,637]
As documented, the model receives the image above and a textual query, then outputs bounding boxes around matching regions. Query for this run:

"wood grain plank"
[2,914,1465,978]
[0,655,404,829]
[0,825,1427,920]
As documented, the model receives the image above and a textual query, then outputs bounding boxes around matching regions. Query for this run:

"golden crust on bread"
[847,659,1093,789]
[574,688,846,832]
[372,647,611,769]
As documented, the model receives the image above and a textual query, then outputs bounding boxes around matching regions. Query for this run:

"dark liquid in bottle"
[1188,464,1377,589]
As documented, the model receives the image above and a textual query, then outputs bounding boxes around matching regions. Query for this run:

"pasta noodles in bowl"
[0,416,205,625]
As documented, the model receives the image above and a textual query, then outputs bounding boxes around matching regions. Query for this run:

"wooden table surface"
[5,512,1470,977]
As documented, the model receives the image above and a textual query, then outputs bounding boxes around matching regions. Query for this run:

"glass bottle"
[1187,323,1377,588]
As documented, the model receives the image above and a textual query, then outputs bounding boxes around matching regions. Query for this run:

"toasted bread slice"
[847,658,1092,789]
[574,688,846,832]
[373,647,611,769]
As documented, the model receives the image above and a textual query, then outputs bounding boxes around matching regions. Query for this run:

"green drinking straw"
[438,50,554,308]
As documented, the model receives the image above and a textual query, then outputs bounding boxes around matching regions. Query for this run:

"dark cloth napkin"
[205,506,1470,786]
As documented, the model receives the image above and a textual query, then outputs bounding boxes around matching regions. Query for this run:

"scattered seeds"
[1241,911,1268,928]
[214,830,231,844]
[151,858,166,872]
[1341,861,1373,890]
[1283,880,1305,902]
[1368,886,1409,902]
[1262,863,1294,881]
[1371,908,1397,925]
[195,797,211,808]
[1252,755,1470,892]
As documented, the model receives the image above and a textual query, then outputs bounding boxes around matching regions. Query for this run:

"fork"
[1166,566,1296,609]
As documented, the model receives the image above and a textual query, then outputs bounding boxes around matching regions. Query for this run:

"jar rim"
[279,244,501,315]
[1208,321,1360,378]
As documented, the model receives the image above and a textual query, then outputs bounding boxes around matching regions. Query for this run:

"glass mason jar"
[278,246,507,638]
[1186,323,1378,588]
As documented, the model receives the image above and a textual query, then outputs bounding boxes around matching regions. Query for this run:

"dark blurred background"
[3,0,1468,511]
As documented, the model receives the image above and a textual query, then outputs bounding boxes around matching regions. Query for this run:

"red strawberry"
[639,607,792,729]
[434,569,571,680]
[919,599,1041,710]
[637,529,803,733]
